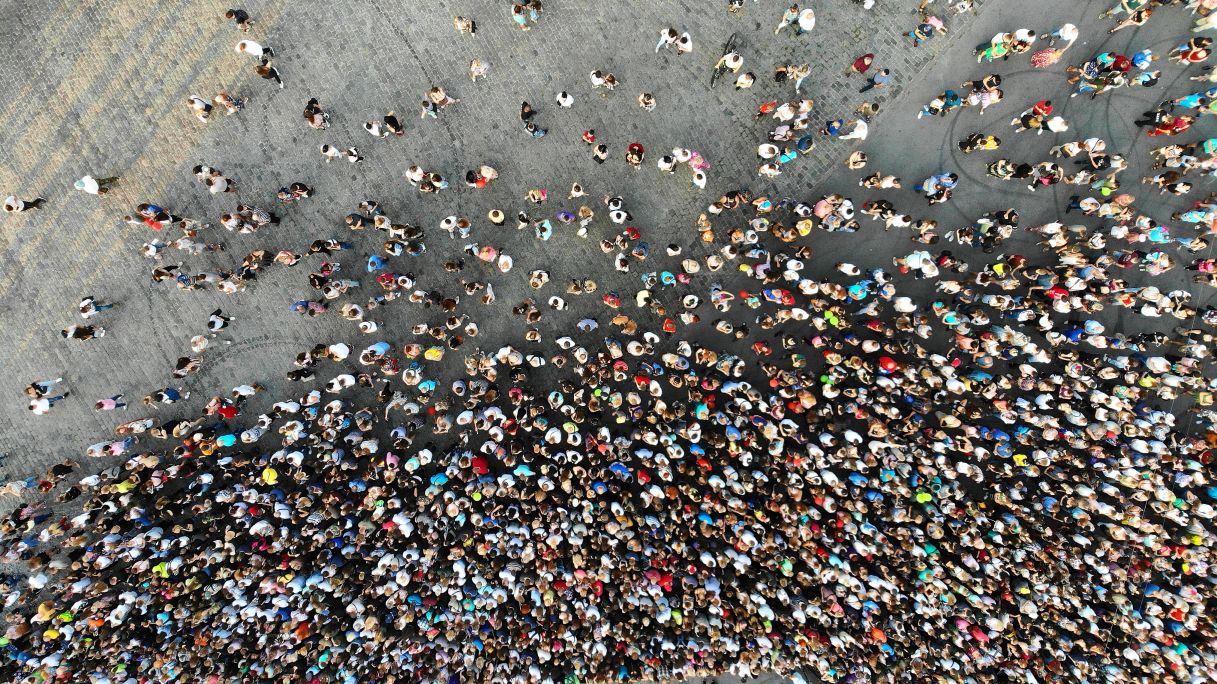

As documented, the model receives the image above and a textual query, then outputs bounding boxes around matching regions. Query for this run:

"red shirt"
[1182,48,1209,64]
[1150,117,1192,136]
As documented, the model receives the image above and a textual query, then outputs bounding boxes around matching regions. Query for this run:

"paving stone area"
[0,0,986,471]
[0,1,1207,681]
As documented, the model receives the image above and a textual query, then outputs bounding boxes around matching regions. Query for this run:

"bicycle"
[710,32,740,88]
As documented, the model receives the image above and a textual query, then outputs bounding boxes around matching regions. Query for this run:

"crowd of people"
[5,2,1217,683]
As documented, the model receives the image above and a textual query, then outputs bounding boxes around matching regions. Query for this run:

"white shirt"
[797,9,816,31]
[236,40,266,56]
[843,120,869,140]
[75,176,100,194]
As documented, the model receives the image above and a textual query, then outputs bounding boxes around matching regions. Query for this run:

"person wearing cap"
[73,175,120,195]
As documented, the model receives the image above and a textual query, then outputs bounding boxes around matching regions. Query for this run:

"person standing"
[656,27,679,52]
[795,7,816,35]
[520,101,546,138]
[213,92,244,115]
[235,39,274,60]
[224,8,254,31]
[860,68,891,93]
[839,119,869,141]
[208,309,234,334]
[78,296,116,318]
[790,64,811,93]
[676,31,693,54]
[187,95,212,121]
[470,59,489,81]
[29,392,68,415]
[774,4,799,34]
[62,325,104,341]
[255,63,284,88]
[25,378,64,399]
[3,195,45,213]
[73,175,120,195]
[95,395,127,411]
[845,53,875,76]
[856,101,881,122]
